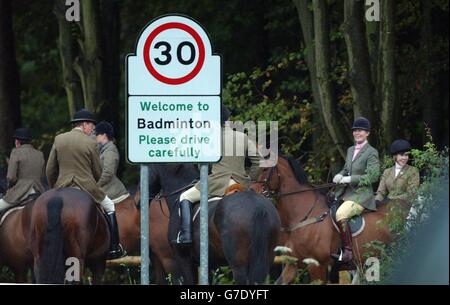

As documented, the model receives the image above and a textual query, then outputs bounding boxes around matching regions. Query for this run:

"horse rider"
[375,139,420,204]
[332,117,380,263]
[46,109,126,259]
[0,128,45,212]
[175,105,262,244]
[94,121,130,203]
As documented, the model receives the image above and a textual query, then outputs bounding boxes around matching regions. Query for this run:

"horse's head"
[255,155,308,199]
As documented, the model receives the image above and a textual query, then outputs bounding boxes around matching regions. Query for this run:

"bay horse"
[117,188,180,285]
[30,188,110,284]
[254,155,410,284]
[148,163,281,285]
[0,195,37,282]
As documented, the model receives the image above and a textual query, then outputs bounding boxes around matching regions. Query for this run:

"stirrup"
[107,244,127,260]
[175,231,192,244]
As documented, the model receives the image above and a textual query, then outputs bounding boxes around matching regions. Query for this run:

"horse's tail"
[37,196,65,283]
[248,204,272,284]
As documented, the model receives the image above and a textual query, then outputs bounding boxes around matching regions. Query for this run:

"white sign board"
[127,15,222,163]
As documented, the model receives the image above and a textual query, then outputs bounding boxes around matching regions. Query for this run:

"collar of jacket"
[394,164,411,178]
[351,142,370,162]
[72,127,84,134]
[99,140,113,154]
[18,143,32,149]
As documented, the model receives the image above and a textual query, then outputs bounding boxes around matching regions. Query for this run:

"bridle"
[259,163,336,199]
[260,165,281,199]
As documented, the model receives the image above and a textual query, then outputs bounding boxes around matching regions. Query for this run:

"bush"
[360,132,449,284]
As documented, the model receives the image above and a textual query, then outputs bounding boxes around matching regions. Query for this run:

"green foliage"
[223,51,312,158]
[211,266,235,285]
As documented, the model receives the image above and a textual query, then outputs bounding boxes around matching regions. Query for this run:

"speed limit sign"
[127,15,222,163]
[127,14,221,96]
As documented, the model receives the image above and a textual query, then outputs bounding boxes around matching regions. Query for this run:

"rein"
[152,180,198,219]
[277,183,337,197]
[259,164,337,232]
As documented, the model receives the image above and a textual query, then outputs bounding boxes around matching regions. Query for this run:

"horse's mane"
[280,154,308,185]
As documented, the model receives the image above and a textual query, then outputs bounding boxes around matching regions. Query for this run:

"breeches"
[0,187,36,211]
[180,179,237,202]
[336,200,364,222]
[0,198,14,212]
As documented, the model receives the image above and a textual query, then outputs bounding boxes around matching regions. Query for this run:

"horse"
[114,190,141,255]
[117,187,180,285]
[29,188,110,284]
[254,155,410,284]
[147,163,281,285]
[0,195,38,282]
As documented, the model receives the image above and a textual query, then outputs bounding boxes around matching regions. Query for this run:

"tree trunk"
[54,0,83,118]
[100,0,120,129]
[379,0,397,148]
[312,0,347,159]
[421,0,444,148]
[74,0,104,112]
[100,0,124,176]
[293,0,322,119]
[342,0,376,124]
[365,11,379,107]
[0,0,21,164]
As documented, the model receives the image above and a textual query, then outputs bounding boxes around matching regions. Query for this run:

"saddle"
[224,183,247,195]
[191,183,247,221]
[330,204,367,237]
[0,193,40,227]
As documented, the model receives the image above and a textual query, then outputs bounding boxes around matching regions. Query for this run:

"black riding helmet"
[95,121,114,139]
[352,117,371,131]
[70,109,97,124]
[390,139,411,155]
[13,127,32,141]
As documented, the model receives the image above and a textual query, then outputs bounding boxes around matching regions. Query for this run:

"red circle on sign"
[143,22,205,85]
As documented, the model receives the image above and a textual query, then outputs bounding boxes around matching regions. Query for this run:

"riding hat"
[95,121,114,138]
[70,109,97,124]
[390,139,412,155]
[13,127,32,141]
[352,117,371,131]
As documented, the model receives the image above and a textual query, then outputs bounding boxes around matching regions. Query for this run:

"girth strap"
[280,210,329,232]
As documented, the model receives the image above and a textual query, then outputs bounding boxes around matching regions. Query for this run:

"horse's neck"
[277,179,328,225]
[160,169,198,193]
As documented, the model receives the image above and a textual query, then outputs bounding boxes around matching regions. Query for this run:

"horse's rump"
[31,188,109,283]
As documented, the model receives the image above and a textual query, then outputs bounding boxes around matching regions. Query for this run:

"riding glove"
[333,174,343,183]
[339,176,352,184]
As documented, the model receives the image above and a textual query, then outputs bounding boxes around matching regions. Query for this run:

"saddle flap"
[224,183,246,196]
[330,205,365,237]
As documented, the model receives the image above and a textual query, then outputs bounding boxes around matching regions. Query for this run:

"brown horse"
[30,188,109,284]
[118,189,180,284]
[254,155,409,284]
[0,196,37,282]
[148,163,281,285]
[114,193,140,255]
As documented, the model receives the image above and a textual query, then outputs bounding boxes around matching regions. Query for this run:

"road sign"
[126,15,222,163]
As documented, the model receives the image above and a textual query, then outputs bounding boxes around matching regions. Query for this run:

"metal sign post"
[199,164,209,284]
[140,164,150,284]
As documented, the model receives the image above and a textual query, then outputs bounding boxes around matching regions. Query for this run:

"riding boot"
[337,220,353,263]
[176,199,193,244]
[106,211,127,259]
